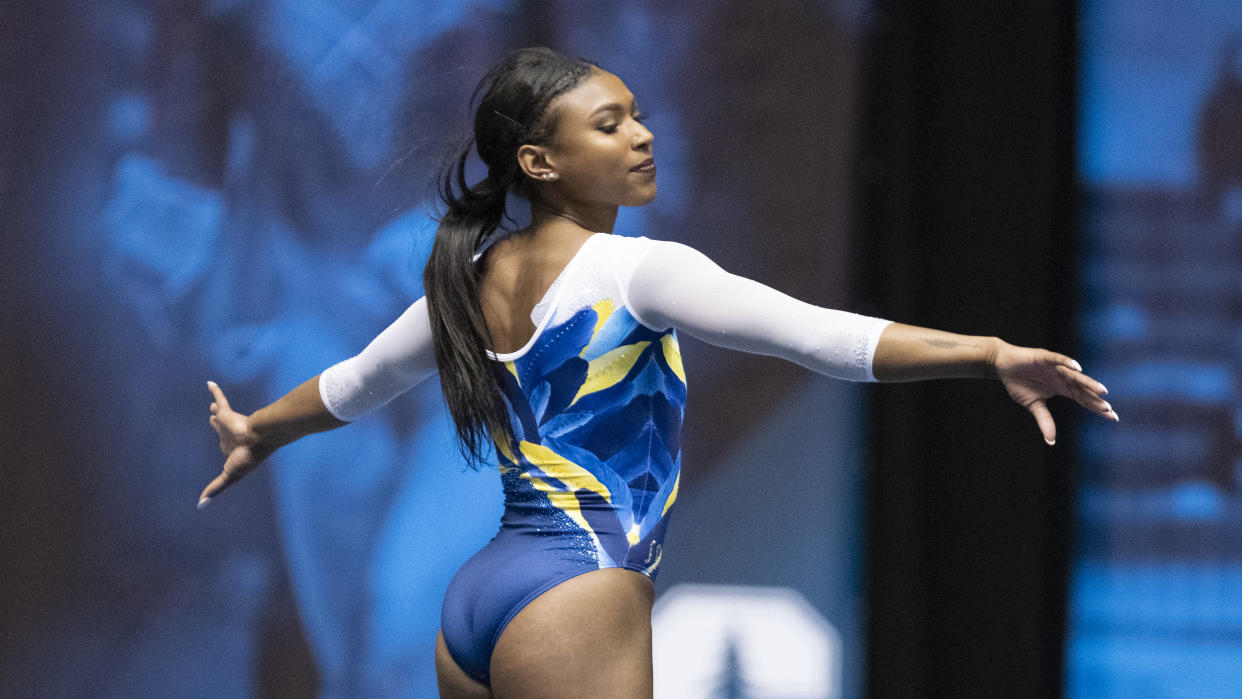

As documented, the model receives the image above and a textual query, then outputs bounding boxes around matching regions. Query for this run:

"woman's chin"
[623,186,658,207]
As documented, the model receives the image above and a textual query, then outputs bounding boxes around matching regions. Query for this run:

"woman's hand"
[992,340,1118,445]
[199,381,272,508]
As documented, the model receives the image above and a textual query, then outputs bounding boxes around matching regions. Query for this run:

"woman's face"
[538,70,656,208]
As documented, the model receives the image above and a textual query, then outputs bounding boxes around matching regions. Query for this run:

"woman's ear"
[517,144,557,182]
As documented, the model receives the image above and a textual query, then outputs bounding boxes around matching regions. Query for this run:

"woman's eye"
[599,123,619,134]
[633,112,648,123]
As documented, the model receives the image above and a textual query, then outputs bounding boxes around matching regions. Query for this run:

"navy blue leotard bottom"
[439,468,672,684]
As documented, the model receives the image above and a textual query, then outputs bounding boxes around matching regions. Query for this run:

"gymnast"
[200,47,1117,698]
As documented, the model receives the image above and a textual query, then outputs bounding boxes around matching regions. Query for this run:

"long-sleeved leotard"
[318,233,890,684]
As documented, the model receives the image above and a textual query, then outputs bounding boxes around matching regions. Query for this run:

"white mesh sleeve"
[318,297,438,421]
[622,240,891,382]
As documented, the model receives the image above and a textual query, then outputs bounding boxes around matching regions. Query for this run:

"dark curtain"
[857,2,1079,696]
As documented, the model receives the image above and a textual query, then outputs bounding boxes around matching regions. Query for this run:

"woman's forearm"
[248,375,348,451]
[870,323,1002,382]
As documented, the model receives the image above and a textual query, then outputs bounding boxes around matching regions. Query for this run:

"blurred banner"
[1,2,872,696]
[1069,1,1242,695]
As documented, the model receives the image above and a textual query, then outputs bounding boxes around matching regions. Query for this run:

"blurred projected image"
[3,1,880,697]
[1071,1,1242,696]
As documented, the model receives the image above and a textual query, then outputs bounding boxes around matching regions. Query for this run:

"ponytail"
[421,47,597,467]
[423,143,515,466]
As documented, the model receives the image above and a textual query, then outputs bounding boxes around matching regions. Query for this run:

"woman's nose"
[633,122,653,148]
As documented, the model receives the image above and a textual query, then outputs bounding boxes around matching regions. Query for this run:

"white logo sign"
[652,584,841,698]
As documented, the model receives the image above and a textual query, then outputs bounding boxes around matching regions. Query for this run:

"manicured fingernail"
[1108,410,1120,422]
[1044,437,1056,446]
[1099,383,1109,395]
[1101,401,1112,413]
[207,380,217,388]
[197,496,212,510]
[1070,360,1083,371]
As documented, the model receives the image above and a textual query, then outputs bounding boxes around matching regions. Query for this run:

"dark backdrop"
[858,2,1079,697]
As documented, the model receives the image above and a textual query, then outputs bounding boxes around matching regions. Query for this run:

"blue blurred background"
[2,2,872,696]
[4,1,1240,697]
[1068,1,1242,696]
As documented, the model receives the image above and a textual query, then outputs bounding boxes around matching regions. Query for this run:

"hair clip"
[492,110,527,132]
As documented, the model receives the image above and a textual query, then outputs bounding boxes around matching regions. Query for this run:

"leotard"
[317,233,890,684]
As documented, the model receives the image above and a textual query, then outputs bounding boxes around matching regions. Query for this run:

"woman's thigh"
[489,568,655,699]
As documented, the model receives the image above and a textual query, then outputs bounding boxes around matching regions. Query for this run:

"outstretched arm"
[624,240,890,382]
[623,239,1114,445]
[200,297,437,507]
[870,323,1116,444]
[201,376,345,507]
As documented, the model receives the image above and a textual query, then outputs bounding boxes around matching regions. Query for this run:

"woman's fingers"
[1054,365,1118,421]
[207,380,230,413]
[198,449,253,508]
[1067,367,1109,402]
[1027,398,1057,445]
[209,415,234,455]
[199,467,239,508]
[1002,350,1118,445]
[1056,366,1102,406]
[198,473,228,509]
[1052,352,1083,373]
[202,380,256,508]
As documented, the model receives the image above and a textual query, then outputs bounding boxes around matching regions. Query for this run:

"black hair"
[423,47,597,466]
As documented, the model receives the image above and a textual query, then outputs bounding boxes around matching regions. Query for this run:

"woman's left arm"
[871,323,1116,444]
[623,239,1115,445]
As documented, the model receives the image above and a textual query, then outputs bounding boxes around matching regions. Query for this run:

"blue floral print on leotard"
[439,296,686,684]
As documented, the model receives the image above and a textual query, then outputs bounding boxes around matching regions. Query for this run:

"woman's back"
[478,228,596,355]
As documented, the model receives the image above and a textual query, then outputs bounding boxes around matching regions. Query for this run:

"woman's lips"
[630,158,655,174]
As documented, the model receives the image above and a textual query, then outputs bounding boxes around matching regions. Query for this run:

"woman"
[201,47,1115,697]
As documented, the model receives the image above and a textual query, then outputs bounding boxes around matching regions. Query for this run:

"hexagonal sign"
[652,584,841,698]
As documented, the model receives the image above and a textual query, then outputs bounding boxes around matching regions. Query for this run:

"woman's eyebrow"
[588,103,625,117]
[587,98,637,118]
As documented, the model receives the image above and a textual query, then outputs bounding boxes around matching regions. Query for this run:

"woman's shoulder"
[597,233,696,251]
[594,232,679,258]
[592,234,703,273]
[586,233,661,277]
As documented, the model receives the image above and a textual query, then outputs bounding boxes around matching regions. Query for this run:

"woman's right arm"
[199,297,437,507]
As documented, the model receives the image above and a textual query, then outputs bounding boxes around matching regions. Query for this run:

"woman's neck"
[528,197,617,235]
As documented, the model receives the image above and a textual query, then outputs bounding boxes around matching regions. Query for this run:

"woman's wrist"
[246,375,344,452]
[245,409,285,452]
[872,324,1004,382]
[980,336,1003,380]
